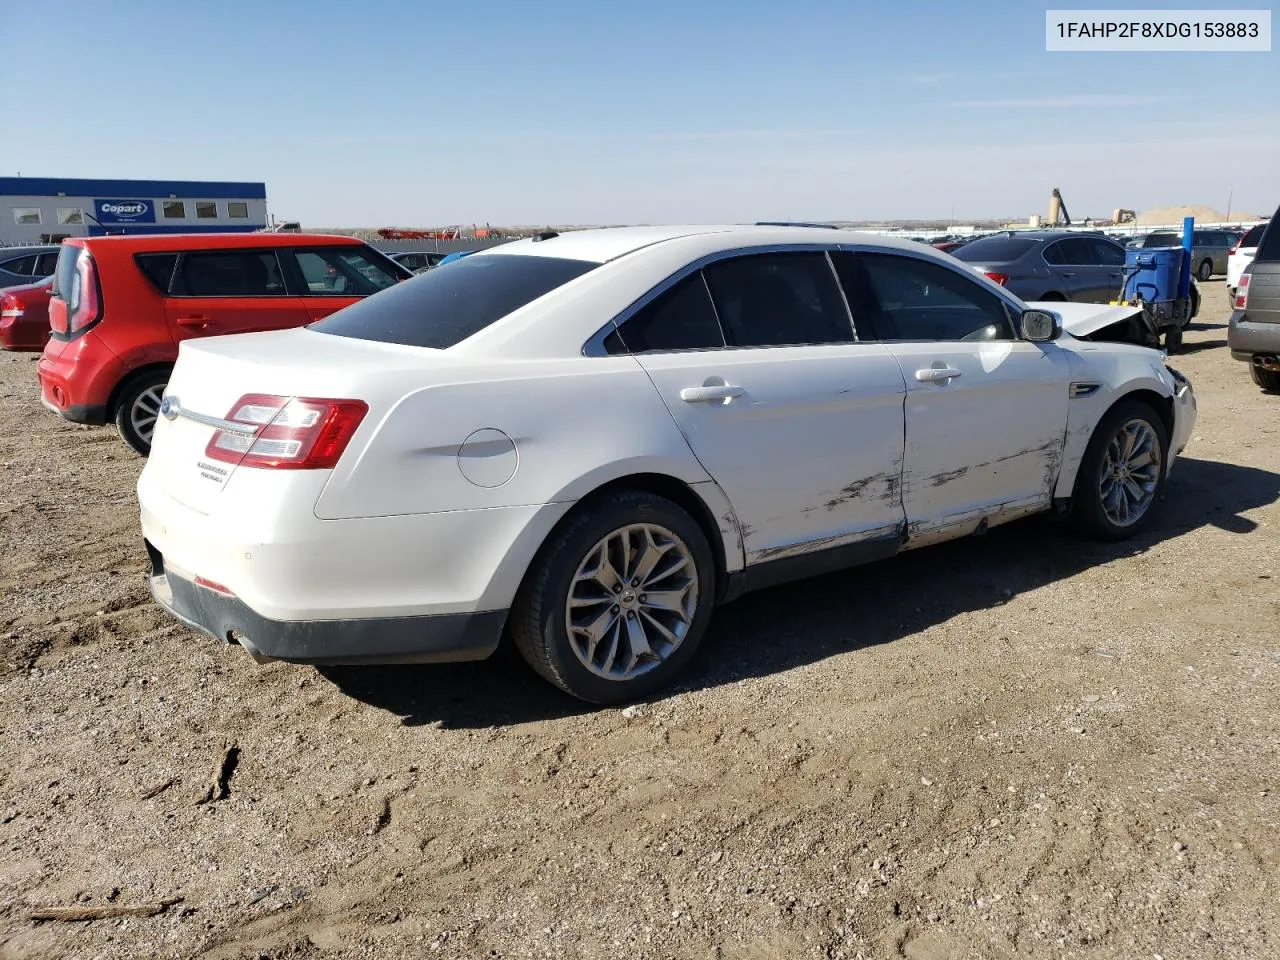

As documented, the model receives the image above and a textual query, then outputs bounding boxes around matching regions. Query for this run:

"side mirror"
[1020,309,1061,342]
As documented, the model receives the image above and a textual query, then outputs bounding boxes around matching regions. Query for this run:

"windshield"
[951,237,1040,263]
[309,254,598,348]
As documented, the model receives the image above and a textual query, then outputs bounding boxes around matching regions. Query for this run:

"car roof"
[1,244,60,256]
[75,232,362,252]
[474,224,936,265]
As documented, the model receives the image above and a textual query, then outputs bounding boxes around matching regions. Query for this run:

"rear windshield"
[1255,221,1280,263]
[1240,224,1267,249]
[1143,233,1181,247]
[51,244,80,300]
[950,237,1040,262]
[309,254,598,348]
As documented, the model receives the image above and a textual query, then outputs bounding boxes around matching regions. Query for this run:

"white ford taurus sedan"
[139,225,1196,703]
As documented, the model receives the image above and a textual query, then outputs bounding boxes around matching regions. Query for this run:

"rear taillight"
[54,248,103,337]
[0,294,22,319]
[983,271,1009,286]
[1234,273,1250,310]
[204,393,368,470]
[1230,244,1239,255]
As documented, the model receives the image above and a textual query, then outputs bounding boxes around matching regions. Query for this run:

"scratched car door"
[623,253,908,566]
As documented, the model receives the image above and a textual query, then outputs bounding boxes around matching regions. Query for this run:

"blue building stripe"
[0,177,267,200]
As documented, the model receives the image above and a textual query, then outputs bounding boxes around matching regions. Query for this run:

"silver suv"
[1228,211,1280,391]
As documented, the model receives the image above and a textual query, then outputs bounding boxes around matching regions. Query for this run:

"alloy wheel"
[564,523,699,681]
[1098,418,1162,527]
[130,386,166,445]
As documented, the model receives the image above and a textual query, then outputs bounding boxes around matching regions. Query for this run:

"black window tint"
[1256,220,1280,263]
[135,254,179,294]
[614,273,723,353]
[1043,241,1066,265]
[702,252,852,348]
[1,255,37,277]
[1240,224,1266,247]
[1144,233,1180,248]
[1056,237,1097,265]
[852,253,1014,342]
[1090,238,1125,266]
[292,247,401,296]
[951,237,1040,262]
[310,254,597,349]
[173,251,286,297]
[35,252,60,275]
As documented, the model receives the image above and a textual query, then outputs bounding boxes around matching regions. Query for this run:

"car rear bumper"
[146,548,506,664]
[1228,312,1280,360]
[37,333,125,422]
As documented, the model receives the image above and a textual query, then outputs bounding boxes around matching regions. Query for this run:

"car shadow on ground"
[1174,339,1229,354]
[319,456,1279,729]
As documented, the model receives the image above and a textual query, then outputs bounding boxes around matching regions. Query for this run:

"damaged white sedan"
[138,226,1196,703]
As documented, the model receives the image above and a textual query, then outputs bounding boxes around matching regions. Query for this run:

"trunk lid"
[148,327,456,514]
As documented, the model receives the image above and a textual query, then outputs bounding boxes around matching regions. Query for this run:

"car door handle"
[680,384,745,403]
[175,315,212,328]
[1059,271,1075,277]
[915,367,963,383]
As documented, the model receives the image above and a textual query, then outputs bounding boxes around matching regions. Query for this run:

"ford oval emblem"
[160,395,180,420]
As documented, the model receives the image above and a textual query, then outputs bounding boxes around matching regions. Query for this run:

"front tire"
[114,368,170,456]
[1071,399,1169,541]
[1197,259,1213,281]
[511,491,716,704]
[1251,364,1280,392]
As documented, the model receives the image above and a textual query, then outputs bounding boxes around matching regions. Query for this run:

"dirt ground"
[0,282,1276,960]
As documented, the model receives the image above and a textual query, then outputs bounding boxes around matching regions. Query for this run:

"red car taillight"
[204,393,368,470]
[983,271,1009,286]
[0,294,23,319]
[1234,273,1250,310]
[51,247,102,337]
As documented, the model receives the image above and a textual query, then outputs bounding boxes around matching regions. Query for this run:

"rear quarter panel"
[89,243,175,372]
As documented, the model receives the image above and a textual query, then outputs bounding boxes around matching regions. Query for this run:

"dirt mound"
[1137,204,1259,224]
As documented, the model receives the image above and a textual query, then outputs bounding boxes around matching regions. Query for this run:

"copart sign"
[93,199,156,224]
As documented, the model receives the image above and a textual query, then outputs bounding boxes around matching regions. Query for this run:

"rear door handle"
[680,384,745,403]
[176,315,212,328]
[1059,271,1075,277]
[915,367,963,383]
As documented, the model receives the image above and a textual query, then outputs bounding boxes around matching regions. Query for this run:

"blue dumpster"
[1123,247,1184,307]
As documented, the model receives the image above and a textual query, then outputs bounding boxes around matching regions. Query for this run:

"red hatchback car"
[38,233,410,454]
[0,276,54,351]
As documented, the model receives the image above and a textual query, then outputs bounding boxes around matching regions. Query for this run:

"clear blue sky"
[3,0,1276,225]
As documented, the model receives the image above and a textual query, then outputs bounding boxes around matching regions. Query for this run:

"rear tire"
[1071,399,1169,541]
[510,491,716,704]
[1197,259,1213,281]
[1163,325,1183,353]
[114,368,171,457]
[1250,364,1280,392]
[1039,292,1067,302]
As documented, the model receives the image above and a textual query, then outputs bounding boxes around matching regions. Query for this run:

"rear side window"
[952,237,1039,262]
[310,254,597,349]
[1256,220,1280,263]
[290,247,401,296]
[135,254,179,294]
[702,252,852,348]
[613,274,724,353]
[1089,238,1125,266]
[172,251,287,297]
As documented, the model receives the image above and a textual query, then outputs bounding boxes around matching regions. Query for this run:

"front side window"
[227,201,249,219]
[612,273,724,354]
[310,253,597,348]
[57,208,84,225]
[195,202,218,219]
[12,208,41,225]
[701,252,852,348]
[1089,238,1125,266]
[291,247,401,296]
[844,252,1014,342]
[172,251,287,297]
[162,201,187,219]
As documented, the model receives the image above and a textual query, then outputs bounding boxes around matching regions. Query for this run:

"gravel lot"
[1,282,1276,960]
